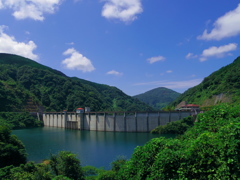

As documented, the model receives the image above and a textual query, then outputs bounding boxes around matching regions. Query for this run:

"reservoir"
[13,127,172,169]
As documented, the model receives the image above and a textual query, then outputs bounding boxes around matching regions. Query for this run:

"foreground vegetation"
[117,104,240,179]
[1,103,240,179]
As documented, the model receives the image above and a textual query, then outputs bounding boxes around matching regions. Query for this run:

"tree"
[110,156,127,172]
[0,125,27,168]
[50,151,84,180]
[117,104,240,179]
[97,171,117,180]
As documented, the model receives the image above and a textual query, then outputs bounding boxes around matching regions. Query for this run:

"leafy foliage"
[0,112,43,129]
[116,104,240,179]
[0,125,27,168]
[133,87,180,110]
[151,116,194,134]
[0,53,153,112]
[50,151,84,180]
[0,151,85,180]
[82,165,106,179]
[110,155,127,172]
[97,170,117,180]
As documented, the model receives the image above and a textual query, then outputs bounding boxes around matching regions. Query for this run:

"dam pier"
[42,109,193,132]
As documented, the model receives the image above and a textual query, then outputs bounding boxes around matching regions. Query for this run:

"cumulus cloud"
[198,4,240,40]
[134,79,203,90]
[147,56,165,64]
[0,0,62,21]
[62,48,95,72]
[0,25,38,60]
[200,43,237,62]
[101,0,143,23]
[106,70,123,76]
[186,43,237,62]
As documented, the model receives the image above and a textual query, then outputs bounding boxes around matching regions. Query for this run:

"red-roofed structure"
[76,108,84,113]
[175,102,200,112]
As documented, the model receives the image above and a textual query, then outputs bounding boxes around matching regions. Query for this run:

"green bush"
[97,170,117,180]
[0,125,27,168]
[0,161,53,180]
[151,116,194,134]
[50,151,84,180]
[0,165,14,180]
[110,156,127,172]
[83,165,106,179]
[117,104,240,179]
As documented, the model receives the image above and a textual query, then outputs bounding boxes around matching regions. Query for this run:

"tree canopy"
[0,125,27,168]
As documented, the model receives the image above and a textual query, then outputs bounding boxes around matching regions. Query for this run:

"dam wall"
[43,111,192,132]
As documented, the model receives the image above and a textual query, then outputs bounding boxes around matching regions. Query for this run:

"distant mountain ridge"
[170,56,240,108]
[0,53,153,112]
[133,87,181,110]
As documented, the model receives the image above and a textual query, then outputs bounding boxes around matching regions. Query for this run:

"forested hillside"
[133,87,180,110]
[0,53,153,112]
[170,56,240,108]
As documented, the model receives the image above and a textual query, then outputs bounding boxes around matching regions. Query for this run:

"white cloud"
[185,53,198,59]
[134,79,203,90]
[198,4,240,40]
[200,43,237,62]
[166,70,173,73]
[0,25,38,60]
[62,48,95,72]
[101,0,143,23]
[0,1,3,9]
[147,56,165,64]
[0,0,62,21]
[186,43,237,62]
[106,70,123,76]
[66,42,75,45]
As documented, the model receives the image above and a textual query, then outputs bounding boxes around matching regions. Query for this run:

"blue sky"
[0,0,239,96]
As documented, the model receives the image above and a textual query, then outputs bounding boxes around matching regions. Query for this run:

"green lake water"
[13,127,173,169]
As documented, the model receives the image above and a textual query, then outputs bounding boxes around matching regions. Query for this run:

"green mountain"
[0,53,153,112]
[133,87,181,110]
[170,56,240,108]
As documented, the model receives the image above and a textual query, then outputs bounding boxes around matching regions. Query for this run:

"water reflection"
[13,127,172,169]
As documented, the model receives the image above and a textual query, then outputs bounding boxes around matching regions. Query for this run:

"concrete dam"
[43,111,193,132]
